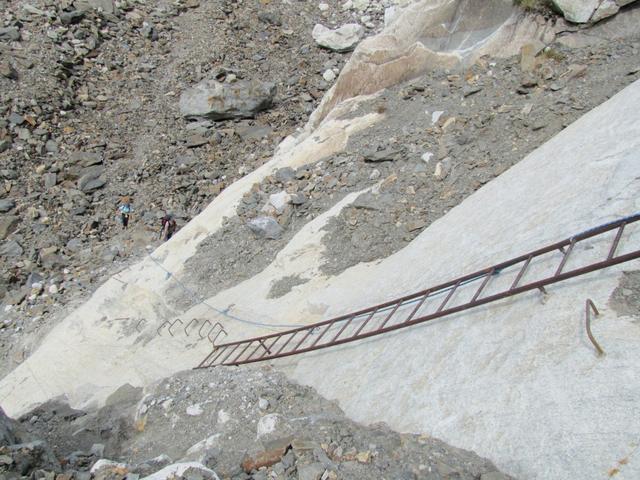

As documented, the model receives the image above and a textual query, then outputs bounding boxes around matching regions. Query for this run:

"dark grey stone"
[60,11,85,25]
[2,63,20,80]
[0,198,16,213]
[77,166,106,192]
[65,238,83,252]
[26,272,44,288]
[0,27,20,42]
[8,113,24,125]
[290,193,306,205]
[0,215,18,240]
[45,140,59,153]
[274,167,295,183]
[69,151,103,167]
[297,463,324,480]
[363,147,401,162]
[247,216,283,240]
[3,441,60,475]
[74,0,116,14]
[0,406,17,447]
[43,173,57,188]
[463,85,483,97]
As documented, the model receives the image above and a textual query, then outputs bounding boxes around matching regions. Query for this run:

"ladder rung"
[331,315,356,343]
[230,341,254,364]
[219,344,241,365]
[208,346,229,366]
[510,255,533,290]
[310,323,334,348]
[555,239,576,276]
[404,292,430,323]
[353,308,379,337]
[437,280,461,313]
[255,336,281,361]
[379,301,402,329]
[471,270,493,302]
[607,223,625,260]
[274,332,298,356]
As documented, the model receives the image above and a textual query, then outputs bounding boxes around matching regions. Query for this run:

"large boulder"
[552,0,636,23]
[179,80,276,121]
[312,23,364,52]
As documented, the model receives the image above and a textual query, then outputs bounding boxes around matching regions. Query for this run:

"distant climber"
[117,196,132,229]
[159,213,177,242]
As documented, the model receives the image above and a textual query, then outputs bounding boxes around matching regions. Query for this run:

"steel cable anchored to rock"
[197,213,640,368]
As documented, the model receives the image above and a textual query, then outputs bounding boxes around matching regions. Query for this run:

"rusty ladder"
[196,213,640,369]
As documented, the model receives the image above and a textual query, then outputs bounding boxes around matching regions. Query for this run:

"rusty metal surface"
[585,299,604,356]
[196,214,640,369]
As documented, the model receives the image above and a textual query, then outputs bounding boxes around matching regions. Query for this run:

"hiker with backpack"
[117,196,132,229]
[159,213,177,242]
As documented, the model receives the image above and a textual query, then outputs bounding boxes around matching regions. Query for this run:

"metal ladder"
[196,214,640,369]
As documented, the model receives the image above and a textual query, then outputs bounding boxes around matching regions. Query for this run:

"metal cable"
[148,213,639,334]
[146,253,294,330]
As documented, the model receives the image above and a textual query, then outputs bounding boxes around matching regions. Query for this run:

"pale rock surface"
[74,0,115,14]
[553,0,637,23]
[179,79,276,120]
[352,0,369,11]
[185,435,220,457]
[322,69,336,82]
[140,462,220,480]
[312,23,364,52]
[268,191,292,215]
[383,6,398,26]
[552,0,601,22]
[217,410,230,425]
[557,3,640,47]
[186,404,203,416]
[90,459,127,474]
[592,0,620,22]
[256,414,294,450]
